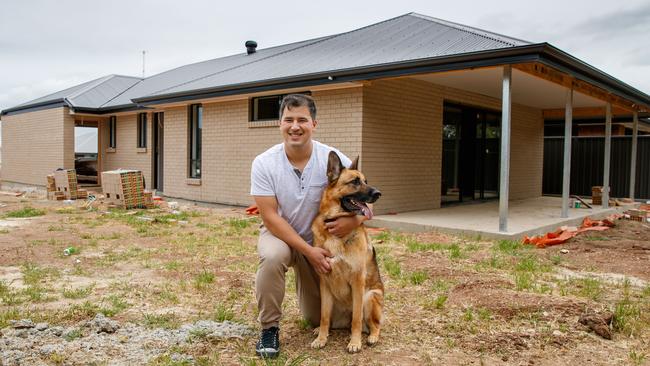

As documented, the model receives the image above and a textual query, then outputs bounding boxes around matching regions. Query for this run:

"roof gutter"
[1,98,72,117]
[133,43,650,109]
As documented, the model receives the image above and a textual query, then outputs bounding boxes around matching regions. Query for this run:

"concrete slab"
[368,196,631,240]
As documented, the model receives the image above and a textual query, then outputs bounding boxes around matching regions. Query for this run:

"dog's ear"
[327,151,345,185]
[349,156,359,171]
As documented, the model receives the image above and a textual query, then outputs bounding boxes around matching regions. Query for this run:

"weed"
[576,278,603,301]
[447,243,463,260]
[213,304,234,322]
[63,328,82,341]
[382,257,402,279]
[22,263,60,285]
[49,352,67,365]
[296,318,312,330]
[164,261,182,271]
[550,255,562,265]
[613,297,643,337]
[143,313,181,329]
[194,270,215,290]
[514,272,535,291]
[5,206,46,218]
[47,225,65,232]
[100,295,130,316]
[477,308,492,321]
[0,228,9,234]
[494,240,523,255]
[430,279,452,293]
[629,350,646,366]
[62,285,94,299]
[463,307,474,322]
[408,271,429,285]
[433,295,448,309]
[406,240,444,252]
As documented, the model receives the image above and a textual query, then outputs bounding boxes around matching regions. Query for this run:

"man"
[250,94,368,358]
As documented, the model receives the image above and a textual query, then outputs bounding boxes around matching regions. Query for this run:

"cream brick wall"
[0,107,75,186]
[161,87,363,205]
[362,78,442,214]
[100,113,153,189]
[361,78,544,214]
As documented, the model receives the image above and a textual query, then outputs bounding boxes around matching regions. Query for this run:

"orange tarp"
[523,214,620,248]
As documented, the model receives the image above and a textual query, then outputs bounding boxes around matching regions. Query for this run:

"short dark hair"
[279,94,316,120]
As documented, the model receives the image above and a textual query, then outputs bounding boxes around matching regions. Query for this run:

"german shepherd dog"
[310,151,384,353]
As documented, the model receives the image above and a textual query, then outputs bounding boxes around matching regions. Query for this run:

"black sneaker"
[256,326,280,358]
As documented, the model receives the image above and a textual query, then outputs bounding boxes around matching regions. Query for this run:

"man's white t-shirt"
[250,140,351,245]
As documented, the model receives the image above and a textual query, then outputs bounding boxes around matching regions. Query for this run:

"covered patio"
[369,196,626,240]
[397,60,647,234]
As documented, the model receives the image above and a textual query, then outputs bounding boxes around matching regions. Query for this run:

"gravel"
[1,314,255,365]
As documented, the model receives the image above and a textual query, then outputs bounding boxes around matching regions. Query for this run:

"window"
[137,113,147,148]
[250,92,311,122]
[188,104,202,178]
[108,116,117,148]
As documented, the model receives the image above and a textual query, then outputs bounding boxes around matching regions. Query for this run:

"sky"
[1,0,649,112]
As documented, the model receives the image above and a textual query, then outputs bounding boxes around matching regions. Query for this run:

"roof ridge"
[144,13,415,97]
[98,78,145,108]
[67,74,117,101]
[145,35,340,96]
[140,35,333,83]
[409,13,531,46]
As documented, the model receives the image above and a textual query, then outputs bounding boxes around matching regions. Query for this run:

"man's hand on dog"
[324,216,365,238]
[307,247,333,274]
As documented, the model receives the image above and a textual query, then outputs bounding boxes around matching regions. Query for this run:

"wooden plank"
[513,63,641,111]
[542,106,630,119]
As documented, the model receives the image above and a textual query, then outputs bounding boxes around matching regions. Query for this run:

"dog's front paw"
[311,336,328,349]
[347,339,362,353]
[367,334,379,345]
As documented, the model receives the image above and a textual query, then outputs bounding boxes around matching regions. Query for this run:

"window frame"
[108,116,117,148]
[137,113,147,148]
[188,104,202,179]
[249,92,311,122]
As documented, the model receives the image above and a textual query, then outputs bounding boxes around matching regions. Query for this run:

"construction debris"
[571,195,592,209]
[101,169,154,209]
[523,214,621,248]
[0,191,25,197]
[47,169,88,201]
[591,186,604,205]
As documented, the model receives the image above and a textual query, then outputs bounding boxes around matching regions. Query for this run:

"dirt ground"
[0,192,649,365]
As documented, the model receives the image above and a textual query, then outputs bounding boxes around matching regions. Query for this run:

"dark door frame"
[152,112,164,192]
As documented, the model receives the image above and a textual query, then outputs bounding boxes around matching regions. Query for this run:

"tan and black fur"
[310,151,384,353]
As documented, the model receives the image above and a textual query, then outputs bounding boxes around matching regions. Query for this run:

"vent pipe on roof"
[245,40,257,55]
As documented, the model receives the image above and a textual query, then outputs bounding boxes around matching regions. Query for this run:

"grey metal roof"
[8,74,141,112]
[139,13,530,99]
[101,36,331,108]
[4,12,650,115]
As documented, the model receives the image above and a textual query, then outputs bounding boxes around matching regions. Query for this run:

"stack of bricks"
[46,174,64,200]
[627,209,648,222]
[54,169,78,199]
[101,169,154,209]
[592,186,602,205]
[47,169,88,201]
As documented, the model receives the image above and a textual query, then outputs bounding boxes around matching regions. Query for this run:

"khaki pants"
[256,227,322,329]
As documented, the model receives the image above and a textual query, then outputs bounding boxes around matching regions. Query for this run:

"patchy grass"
[142,313,181,330]
[5,206,46,218]
[62,285,94,299]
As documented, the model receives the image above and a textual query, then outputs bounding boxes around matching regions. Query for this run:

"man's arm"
[254,195,332,274]
[323,204,372,238]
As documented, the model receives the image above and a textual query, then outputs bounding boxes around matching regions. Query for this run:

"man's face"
[280,105,317,149]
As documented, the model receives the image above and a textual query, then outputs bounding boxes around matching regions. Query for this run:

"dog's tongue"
[357,201,374,220]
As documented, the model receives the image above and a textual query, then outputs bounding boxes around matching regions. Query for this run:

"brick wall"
[161,87,363,205]
[362,78,442,214]
[0,107,75,186]
[361,78,544,214]
[100,113,152,189]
